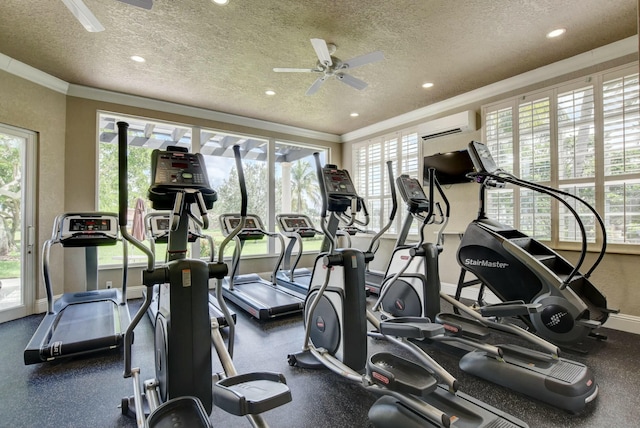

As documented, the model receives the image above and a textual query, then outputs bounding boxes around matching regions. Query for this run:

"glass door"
[0,124,36,323]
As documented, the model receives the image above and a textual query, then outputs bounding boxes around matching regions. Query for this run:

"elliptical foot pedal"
[146,396,212,428]
[480,300,542,317]
[213,372,291,416]
[435,313,491,340]
[379,317,445,339]
[368,352,438,398]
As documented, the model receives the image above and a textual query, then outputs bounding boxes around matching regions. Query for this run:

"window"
[352,130,420,235]
[482,63,640,249]
[97,112,329,266]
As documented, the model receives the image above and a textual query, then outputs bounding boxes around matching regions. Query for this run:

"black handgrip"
[313,152,327,219]
[117,121,129,227]
[232,145,248,217]
[386,161,398,221]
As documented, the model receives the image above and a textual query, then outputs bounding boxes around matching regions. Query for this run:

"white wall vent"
[418,110,477,140]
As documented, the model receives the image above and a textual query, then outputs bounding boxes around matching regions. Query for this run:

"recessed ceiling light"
[350,112,359,117]
[130,55,146,63]
[265,90,276,96]
[546,28,566,38]
[422,82,434,89]
[212,0,229,5]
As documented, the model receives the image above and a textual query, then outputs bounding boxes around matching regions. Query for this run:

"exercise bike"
[117,121,291,428]
[374,165,598,413]
[288,155,528,427]
[456,141,618,346]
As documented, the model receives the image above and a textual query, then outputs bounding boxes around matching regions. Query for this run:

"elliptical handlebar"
[117,121,155,272]
[366,161,397,254]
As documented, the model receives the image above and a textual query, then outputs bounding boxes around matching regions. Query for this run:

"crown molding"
[67,84,341,143]
[0,51,340,143]
[341,36,638,143]
[0,52,69,94]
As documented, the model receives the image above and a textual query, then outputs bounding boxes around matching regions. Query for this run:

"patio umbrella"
[131,198,146,241]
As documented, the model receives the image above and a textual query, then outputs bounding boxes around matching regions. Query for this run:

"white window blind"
[483,63,640,250]
[353,131,419,235]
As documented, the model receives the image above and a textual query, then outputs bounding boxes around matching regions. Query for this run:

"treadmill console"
[148,147,217,210]
[468,141,499,174]
[396,175,430,213]
[277,215,316,238]
[220,214,265,240]
[148,214,199,243]
[59,213,119,247]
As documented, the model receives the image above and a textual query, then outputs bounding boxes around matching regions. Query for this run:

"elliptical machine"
[457,141,618,346]
[117,121,291,428]
[288,155,528,428]
[374,165,598,413]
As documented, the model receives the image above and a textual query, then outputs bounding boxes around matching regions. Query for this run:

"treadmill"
[143,211,235,327]
[219,213,303,320]
[273,213,323,296]
[24,212,130,365]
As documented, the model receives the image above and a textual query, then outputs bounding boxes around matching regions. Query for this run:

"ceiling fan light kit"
[273,38,384,95]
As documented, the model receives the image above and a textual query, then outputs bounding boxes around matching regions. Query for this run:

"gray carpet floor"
[1,297,638,428]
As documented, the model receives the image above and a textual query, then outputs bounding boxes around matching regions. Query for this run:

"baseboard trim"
[35,283,640,335]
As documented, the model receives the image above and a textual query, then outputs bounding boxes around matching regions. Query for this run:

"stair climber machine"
[288,155,529,428]
[457,141,618,347]
[218,212,304,320]
[273,213,324,296]
[117,122,291,428]
[373,165,599,413]
[24,212,130,364]
[143,211,236,328]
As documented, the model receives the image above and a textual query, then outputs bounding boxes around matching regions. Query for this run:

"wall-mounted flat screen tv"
[423,149,475,185]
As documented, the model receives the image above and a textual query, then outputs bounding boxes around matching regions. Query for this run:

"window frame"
[95,111,331,267]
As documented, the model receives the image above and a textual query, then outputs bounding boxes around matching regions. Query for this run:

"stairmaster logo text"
[464,259,509,269]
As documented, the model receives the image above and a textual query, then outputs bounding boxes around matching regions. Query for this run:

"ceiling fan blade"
[305,77,328,96]
[342,51,384,70]
[336,73,368,91]
[310,38,333,67]
[61,0,105,32]
[116,0,153,9]
[273,67,321,73]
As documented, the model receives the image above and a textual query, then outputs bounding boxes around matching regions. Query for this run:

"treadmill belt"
[50,301,118,344]
[233,282,301,307]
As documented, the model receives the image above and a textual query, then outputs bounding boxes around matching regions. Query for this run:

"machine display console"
[321,166,357,198]
[151,151,209,187]
[277,215,316,238]
[59,214,119,247]
[220,214,264,240]
[69,218,112,232]
[148,214,199,243]
[148,148,217,210]
[282,217,310,231]
[468,141,499,174]
[397,175,428,202]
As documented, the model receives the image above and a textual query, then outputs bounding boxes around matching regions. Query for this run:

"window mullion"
[593,74,606,246]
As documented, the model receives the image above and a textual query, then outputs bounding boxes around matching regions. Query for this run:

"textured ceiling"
[0,0,637,136]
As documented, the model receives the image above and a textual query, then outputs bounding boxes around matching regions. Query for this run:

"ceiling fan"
[274,39,384,96]
[62,0,152,33]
